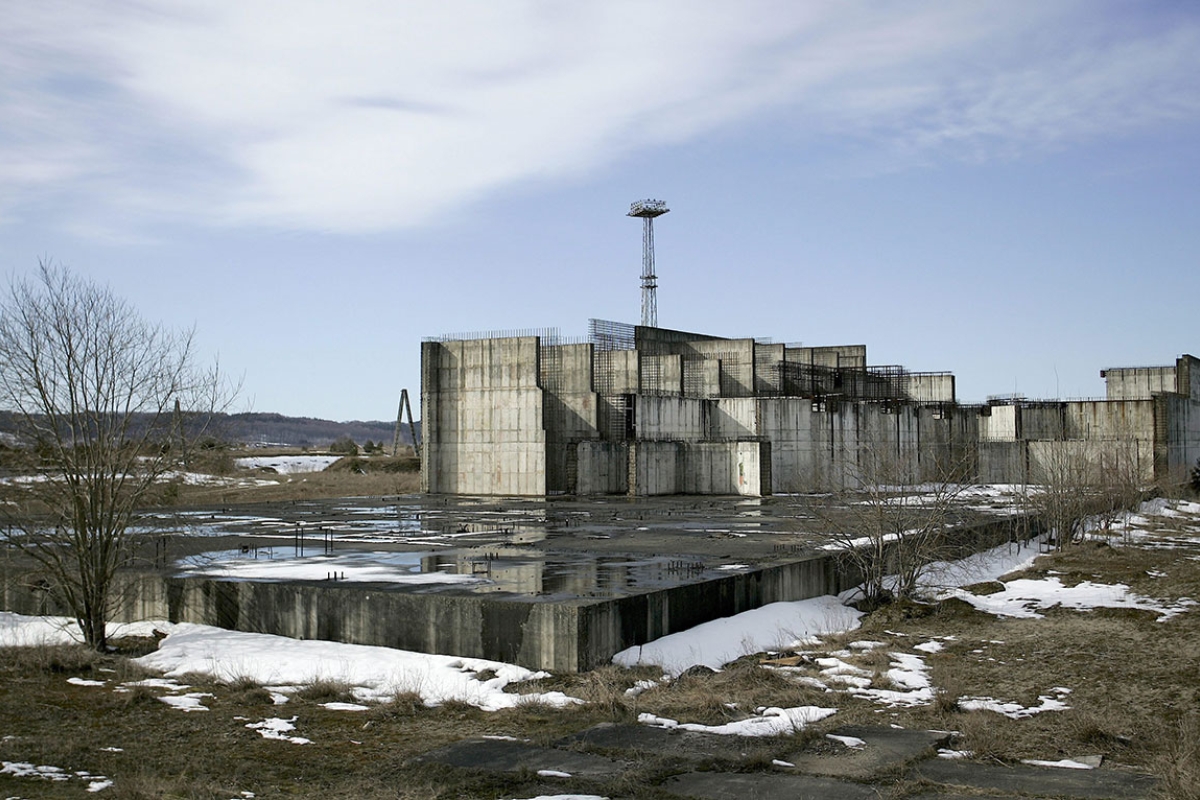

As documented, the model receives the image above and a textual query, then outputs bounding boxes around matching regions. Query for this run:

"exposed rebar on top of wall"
[425,327,565,343]
[589,319,636,351]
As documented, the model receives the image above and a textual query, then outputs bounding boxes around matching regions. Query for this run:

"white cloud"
[1,1,1198,234]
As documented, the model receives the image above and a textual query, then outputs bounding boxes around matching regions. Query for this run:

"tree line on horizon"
[0,409,417,451]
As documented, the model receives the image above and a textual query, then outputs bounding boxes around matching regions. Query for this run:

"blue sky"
[2,1,1198,421]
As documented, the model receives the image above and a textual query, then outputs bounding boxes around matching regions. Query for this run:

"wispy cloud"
[2,1,1197,235]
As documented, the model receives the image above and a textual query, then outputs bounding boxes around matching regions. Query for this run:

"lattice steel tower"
[628,199,669,327]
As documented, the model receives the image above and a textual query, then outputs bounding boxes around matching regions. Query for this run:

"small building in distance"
[420,319,1200,496]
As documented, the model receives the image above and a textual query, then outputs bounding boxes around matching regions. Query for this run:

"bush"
[329,436,359,456]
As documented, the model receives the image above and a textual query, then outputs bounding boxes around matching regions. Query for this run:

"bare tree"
[1024,434,1146,549]
[804,448,976,609]
[0,262,228,649]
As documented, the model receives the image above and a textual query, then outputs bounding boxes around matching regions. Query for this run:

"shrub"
[294,678,357,704]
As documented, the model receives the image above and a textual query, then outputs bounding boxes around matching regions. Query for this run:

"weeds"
[119,683,163,709]
[368,689,425,720]
[294,678,357,704]
[0,642,103,674]
[932,686,961,715]
[567,664,637,721]
[1067,710,1129,749]
[1157,715,1200,800]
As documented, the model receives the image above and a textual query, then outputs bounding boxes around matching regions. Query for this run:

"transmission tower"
[627,199,669,327]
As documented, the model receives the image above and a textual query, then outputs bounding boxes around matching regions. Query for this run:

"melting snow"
[246,717,311,745]
[1021,758,1095,769]
[176,552,483,585]
[234,455,342,474]
[321,702,370,712]
[612,596,863,676]
[134,623,580,711]
[826,734,866,748]
[639,705,838,736]
[157,692,212,712]
[959,687,1072,719]
[942,577,1195,621]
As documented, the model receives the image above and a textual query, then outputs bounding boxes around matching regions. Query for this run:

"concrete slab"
[413,737,624,778]
[661,771,878,799]
[3,494,1032,672]
[783,725,952,779]
[913,760,1157,799]
[559,722,762,763]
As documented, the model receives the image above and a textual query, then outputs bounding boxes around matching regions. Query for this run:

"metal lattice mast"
[627,199,669,327]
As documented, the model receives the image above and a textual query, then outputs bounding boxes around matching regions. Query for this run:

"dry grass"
[1156,715,1200,800]
[174,466,420,505]
[293,678,358,705]
[0,641,104,674]
[367,689,425,720]
[636,661,838,728]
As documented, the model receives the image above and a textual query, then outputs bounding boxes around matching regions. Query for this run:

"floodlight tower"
[628,199,669,328]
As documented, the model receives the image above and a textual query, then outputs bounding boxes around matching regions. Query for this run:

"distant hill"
[222,412,420,449]
[0,410,420,451]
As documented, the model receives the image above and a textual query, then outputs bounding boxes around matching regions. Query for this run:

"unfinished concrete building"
[420,321,1200,496]
[977,355,1200,487]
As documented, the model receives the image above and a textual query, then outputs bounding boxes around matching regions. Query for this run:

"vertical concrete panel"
[1105,366,1178,400]
[421,337,547,496]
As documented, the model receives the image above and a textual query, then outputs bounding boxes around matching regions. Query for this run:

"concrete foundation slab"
[783,725,951,779]
[560,722,770,763]
[660,771,877,799]
[414,737,624,777]
[1,493,1034,672]
[912,760,1156,799]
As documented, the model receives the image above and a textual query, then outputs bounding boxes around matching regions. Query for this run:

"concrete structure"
[422,320,1200,496]
[0,501,1029,672]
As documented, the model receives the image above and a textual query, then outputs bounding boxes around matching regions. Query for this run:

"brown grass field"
[175,451,422,505]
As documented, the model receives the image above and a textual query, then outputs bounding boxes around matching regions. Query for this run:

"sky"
[2,1,1198,421]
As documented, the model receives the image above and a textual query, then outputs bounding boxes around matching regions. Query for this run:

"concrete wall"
[631,442,680,495]
[711,398,758,439]
[623,440,770,496]
[1156,393,1200,483]
[635,325,726,349]
[576,441,628,494]
[978,441,1027,484]
[980,404,1018,442]
[1181,355,1200,400]
[1064,399,1153,441]
[901,374,956,403]
[641,354,682,395]
[595,349,639,394]
[682,358,721,398]
[541,343,599,494]
[760,398,975,492]
[754,343,785,395]
[421,338,546,496]
[1105,366,1177,400]
[786,345,868,369]
[689,339,756,398]
[637,396,708,440]
[1018,404,1066,440]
